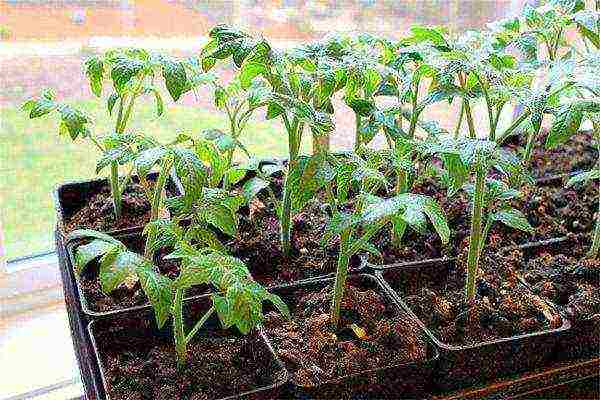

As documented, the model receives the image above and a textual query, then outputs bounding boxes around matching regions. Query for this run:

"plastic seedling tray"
[376,261,571,392]
[263,273,439,399]
[87,297,288,400]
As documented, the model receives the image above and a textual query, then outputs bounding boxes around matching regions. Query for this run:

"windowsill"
[0,302,83,399]
[1,253,83,399]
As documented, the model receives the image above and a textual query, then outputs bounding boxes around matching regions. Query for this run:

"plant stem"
[280,116,301,257]
[454,101,465,139]
[354,113,361,151]
[145,156,174,259]
[497,110,530,144]
[463,99,477,139]
[330,228,350,329]
[465,166,486,302]
[523,125,541,165]
[408,81,420,138]
[173,288,186,368]
[185,306,215,344]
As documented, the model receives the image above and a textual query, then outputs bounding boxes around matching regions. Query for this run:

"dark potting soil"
[64,182,174,233]
[78,236,210,313]
[516,236,600,323]
[92,310,283,400]
[499,178,599,243]
[401,252,563,347]
[230,176,348,286]
[505,130,598,178]
[369,174,598,265]
[262,283,427,389]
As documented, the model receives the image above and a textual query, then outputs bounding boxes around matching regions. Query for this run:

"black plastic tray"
[502,235,600,361]
[87,297,288,400]
[53,171,183,239]
[375,260,571,391]
[263,273,440,399]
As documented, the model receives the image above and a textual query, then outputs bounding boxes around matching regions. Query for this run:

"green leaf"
[322,212,359,246]
[266,293,290,319]
[27,97,57,118]
[58,104,91,140]
[491,208,534,234]
[111,55,145,93]
[136,263,173,329]
[422,198,451,244]
[73,239,116,276]
[240,61,268,89]
[135,146,167,177]
[85,56,104,97]
[346,98,375,117]
[107,93,119,116]
[151,87,164,116]
[161,58,190,101]
[545,106,583,149]
[409,25,448,47]
[566,169,600,187]
[203,204,237,236]
[98,249,141,294]
[242,177,268,202]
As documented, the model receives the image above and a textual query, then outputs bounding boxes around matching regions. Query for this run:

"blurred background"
[0,2,528,399]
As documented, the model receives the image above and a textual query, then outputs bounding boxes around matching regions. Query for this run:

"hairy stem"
[465,166,486,302]
[280,116,301,257]
[145,156,174,259]
[173,289,186,368]
[463,99,477,139]
[185,306,215,344]
[454,101,465,139]
[408,81,420,138]
[330,228,351,329]
[354,113,362,151]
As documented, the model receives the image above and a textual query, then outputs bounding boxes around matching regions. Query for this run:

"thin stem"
[173,289,186,368]
[465,166,486,302]
[497,110,530,144]
[454,101,465,139]
[478,215,493,259]
[354,113,362,151]
[185,307,215,344]
[280,116,301,257]
[463,99,477,139]
[476,74,494,140]
[145,156,174,259]
[347,221,386,257]
[330,228,351,330]
[110,163,122,219]
[523,125,542,165]
[408,80,420,138]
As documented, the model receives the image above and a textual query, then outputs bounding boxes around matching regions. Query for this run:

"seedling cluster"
[24,0,599,394]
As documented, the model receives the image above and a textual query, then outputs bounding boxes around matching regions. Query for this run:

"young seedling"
[69,229,173,328]
[298,153,450,328]
[201,25,335,256]
[424,137,535,302]
[23,48,193,220]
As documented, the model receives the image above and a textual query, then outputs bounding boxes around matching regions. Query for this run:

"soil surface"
[230,175,357,287]
[369,174,598,265]
[93,308,283,400]
[516,236,600,323]
[263,280,428,390]
[505,130,598,178]
[396,251,563,346]
[64,181,175,233]
[77,236,210,313]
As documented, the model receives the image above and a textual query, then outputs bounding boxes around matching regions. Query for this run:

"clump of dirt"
[263,282,427,388]
[93,312,283,400]
[505,130,598,178]
[517,237,600,322]
[402,251,563,346]
[64,182,174,233]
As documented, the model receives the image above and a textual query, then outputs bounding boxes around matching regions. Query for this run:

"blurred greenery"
[1,98,303,259]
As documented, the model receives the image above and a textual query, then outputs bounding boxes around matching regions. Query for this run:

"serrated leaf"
[98,249,141,294]
[135,146,167,177]
[242,177,268,202]
[546,106,583,149]
[203,204,237,236]
[491,208,534,234]
[240,61,268,89]
[73,239,116,276]
[161,58,190,101]
[85,56,104,97]
[136,263,173,329]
